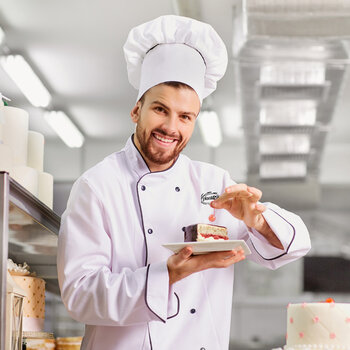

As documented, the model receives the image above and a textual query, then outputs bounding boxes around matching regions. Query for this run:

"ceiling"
[0,0,350,190]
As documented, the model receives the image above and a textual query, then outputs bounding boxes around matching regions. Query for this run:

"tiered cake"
[7,260,46,332]
[283,300,350,349]
[12,276,46,332]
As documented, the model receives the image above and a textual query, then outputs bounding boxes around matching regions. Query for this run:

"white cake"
[11,275,45,331]
[282,301,350,350]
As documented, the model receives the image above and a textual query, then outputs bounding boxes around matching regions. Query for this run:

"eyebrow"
[151,100,198,118]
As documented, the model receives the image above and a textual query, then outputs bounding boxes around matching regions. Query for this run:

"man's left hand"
[211,183,266,230]
[211,183,283,249]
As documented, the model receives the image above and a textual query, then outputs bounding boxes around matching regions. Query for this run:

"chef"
[57,15,311,350]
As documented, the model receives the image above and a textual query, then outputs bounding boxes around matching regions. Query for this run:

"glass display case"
[0,171,60,349]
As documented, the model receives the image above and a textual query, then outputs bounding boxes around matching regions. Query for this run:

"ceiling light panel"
[0,55,51,107]
[44,111,84,148]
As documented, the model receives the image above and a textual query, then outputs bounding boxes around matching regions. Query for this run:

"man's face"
[131,84,200,172]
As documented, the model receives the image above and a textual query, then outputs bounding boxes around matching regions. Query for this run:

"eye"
[154,106,166,113]
[181,114,192,121]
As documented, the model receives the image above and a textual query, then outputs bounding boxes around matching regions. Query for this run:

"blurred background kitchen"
[1,0,350,349]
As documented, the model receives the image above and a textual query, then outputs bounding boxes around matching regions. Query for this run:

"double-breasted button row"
[140,185,180,192]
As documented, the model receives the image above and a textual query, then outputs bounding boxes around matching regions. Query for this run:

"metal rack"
[0,171,60,349]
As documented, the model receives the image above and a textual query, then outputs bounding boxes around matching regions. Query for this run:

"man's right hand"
[167,246,245,285]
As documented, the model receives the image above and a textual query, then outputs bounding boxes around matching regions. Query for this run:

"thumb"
[177,246,193,260]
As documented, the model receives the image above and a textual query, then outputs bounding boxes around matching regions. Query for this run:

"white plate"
[162,240,251,256]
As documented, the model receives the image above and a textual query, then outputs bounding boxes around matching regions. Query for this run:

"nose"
[163,113,178,134]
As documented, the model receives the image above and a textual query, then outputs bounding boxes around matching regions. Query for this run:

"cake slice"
[184,223,228,242]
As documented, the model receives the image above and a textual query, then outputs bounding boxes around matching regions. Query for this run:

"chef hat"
[123,15,228,104]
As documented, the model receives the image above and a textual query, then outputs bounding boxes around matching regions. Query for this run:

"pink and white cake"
[8,259,46,331]
[279,300,350,350]
[184,223,228,242]
[12,275,45,331]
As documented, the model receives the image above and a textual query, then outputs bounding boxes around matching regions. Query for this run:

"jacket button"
[182,227,185,232]
[175,186,180,192]
[200,348,206,350]
[141,185,146,191]
[147,228,153,234]
[190,308,196,314]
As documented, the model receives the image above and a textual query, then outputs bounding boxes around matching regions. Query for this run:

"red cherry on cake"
[209,214,216,222]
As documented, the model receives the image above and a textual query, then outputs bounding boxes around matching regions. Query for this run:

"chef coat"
[57,135,311,350]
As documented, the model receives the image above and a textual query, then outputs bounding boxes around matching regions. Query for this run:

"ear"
[130,102,141,124]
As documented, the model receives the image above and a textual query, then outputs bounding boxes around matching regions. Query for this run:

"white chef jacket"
[57,135,311,350]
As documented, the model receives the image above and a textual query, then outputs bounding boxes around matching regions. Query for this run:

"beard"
[135,124,187,166]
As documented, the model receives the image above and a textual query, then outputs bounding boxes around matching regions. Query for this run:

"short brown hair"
[138,81,194,105]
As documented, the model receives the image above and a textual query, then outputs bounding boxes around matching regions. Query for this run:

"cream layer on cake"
[56,336,83,350]
[286,302,350,349]
[12,276,45,331]
[25,338,55,350]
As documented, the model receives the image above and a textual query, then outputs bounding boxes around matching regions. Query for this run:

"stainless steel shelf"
[0,171,61,349]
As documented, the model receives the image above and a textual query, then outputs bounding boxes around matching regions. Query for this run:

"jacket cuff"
[248,207,295,260]
[145,262,179,322]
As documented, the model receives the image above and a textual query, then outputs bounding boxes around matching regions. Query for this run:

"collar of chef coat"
[124,134,185,178]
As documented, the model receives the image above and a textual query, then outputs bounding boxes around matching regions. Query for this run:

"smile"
[153,133,177,144]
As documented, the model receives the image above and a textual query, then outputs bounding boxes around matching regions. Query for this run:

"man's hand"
[211,184,283,249]
[167,246,245,285]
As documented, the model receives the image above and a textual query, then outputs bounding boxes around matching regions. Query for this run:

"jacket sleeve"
[57,177,178,327]
[243,202,311,270]
[222,172,311,270]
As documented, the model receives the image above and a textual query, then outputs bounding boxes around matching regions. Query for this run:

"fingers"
[247,186,262,202]
[211,184,263,209]
[255,202,266,213]
[176,246,193,260]
[167,247,246,285]
[200,249,246,269]
[213,249,246,268]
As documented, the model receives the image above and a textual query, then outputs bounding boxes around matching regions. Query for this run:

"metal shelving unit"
[0,171,60,349]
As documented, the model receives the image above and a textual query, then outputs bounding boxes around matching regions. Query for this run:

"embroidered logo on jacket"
[201,191,219,205]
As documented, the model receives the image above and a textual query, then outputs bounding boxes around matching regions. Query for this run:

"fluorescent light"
[260,161,307,179]
[0,27,4,45]
[198,111,222,148]
[259,134,310,154]
[260,63,325,85]
[260,100,317,126]
[44,111,84,148]
[0,55,51,107]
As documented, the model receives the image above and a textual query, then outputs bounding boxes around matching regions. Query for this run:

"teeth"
[154,134,174,143]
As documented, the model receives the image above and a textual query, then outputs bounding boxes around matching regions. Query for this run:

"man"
[57,15,311,350]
